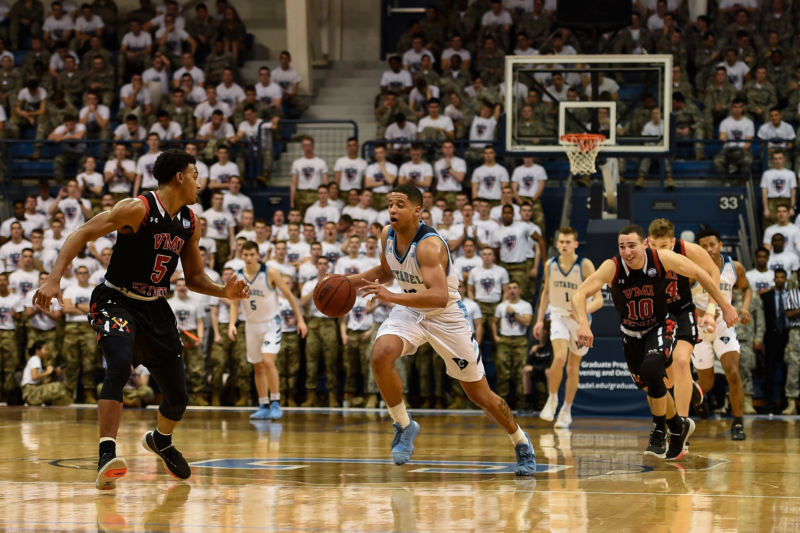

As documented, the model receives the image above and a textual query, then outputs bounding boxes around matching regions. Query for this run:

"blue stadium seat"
[13,51,25,67]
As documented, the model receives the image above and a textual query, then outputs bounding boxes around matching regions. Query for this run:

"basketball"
[313,274,357,318]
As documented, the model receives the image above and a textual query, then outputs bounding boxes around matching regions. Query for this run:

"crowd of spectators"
[0,0,309,182]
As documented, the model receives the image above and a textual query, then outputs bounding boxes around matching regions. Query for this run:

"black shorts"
[673,305,699,345]
[621,314,677,390]
[89,283,183,369]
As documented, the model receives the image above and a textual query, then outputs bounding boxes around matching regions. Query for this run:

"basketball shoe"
[268,401,282,420]
[644,427,667,458]
[250,405,272,419]
[539,395,557,422]
[96,453,127,491]
[514,433,537,476]
[666,417,695,461]
[391,416,420,465]
[142,431,192,479]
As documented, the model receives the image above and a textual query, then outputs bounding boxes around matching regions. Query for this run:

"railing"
[259,119,358,180]
[0,138,260,185]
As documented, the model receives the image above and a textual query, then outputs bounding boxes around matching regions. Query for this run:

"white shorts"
[691,320,740,370]
[245,316,282,363]
[376,303,485,382]
[549,313,589,356]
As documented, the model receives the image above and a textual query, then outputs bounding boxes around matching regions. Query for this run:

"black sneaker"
[95,452,127,490]
[694,395,710,420]
[666,417,696,461]
[731,422,747,441]
[691,382,704,406]
[142,431,192,479]
[644,428,667,458]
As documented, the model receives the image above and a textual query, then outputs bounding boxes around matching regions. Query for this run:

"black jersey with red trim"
[666,238,694,312]
[104,192,196,298]
[609,247,671,332]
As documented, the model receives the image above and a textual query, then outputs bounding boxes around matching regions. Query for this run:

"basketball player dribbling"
[346,185,536,475]
[647,219,719,454]
[572,225,737,459]
[33,150,250,490]
[533,227,603,429]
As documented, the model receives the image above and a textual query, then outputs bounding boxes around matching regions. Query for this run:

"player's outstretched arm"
[533,259,550,339]
[33,197,147,310]
[347,226,395,289]
[573,259,616,348]
[360,236,450,309]
[183,228,249,300]
[582,259,605,315]
[270,268,307,338]
[684,241,722,329]
[657,249,737,326]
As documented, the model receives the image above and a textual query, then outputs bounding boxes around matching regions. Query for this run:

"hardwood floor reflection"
[1,407,800,532]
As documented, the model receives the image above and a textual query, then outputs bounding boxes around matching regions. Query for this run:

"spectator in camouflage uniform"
[703,67,737,138]
[744,65,778,123]
[782,65,800,124]
[612,11,655,55]
[10,78,47,141]
[722,10,763,51]
[438,53,469,100]
[763,1,793,49]
[768,50,791,102]
[420,5,445,59]
[522,0,551,48]
[413,54,440,91]
[57,55,84,108]
[629,93,658,136]
[85,56,115,107]
[25,271,61,357]
[733,30,758,71]
[21,36,50,77]
[375,92,413,138]
[275,276,300,406]
[162,88,195,137]
[90,0,117,46]
[187,3,219,60]
[734,288,764,415]
[340,292,374,407]
[125,0,155,27]
[33,89,76,158]
[210,269,250,406]
[9,0,44,50]
[83,35,113,74]
[672,92,705,160]
[448,0,483,54]
[0,55,21,111]
[396,19,421,56]
[170,279,208,406]
[762,31,786,65]
[204,39,235,87]
[476,35,504,88]
[657,27,688,74]
[524,91,555,136]
[62,267,97,403]
[695,32,721,92]
[671,64,695,104]
[21,341,72,406]
[0,272,20,401]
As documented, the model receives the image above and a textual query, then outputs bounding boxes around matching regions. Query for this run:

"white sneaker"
[540,396,557,421]
[554,409,572,429]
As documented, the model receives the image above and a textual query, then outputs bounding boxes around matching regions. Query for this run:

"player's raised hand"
[576,321,594,348]
[33,279,64,311]
[225,277,250,300]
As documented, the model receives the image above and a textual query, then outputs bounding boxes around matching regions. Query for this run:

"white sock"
[387,401,410,428]
[561,403,572,415]
[549,393,558,404]
[99,437,115,444]
[509,425,527,446]
[270,393,280,402]
[259,397,270,407]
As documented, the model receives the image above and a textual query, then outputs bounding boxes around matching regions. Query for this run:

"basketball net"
[560,134,606,176]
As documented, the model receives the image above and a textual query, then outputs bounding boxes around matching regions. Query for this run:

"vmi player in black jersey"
[33,150,250,490]
[572,225,737,460]
[648,219,720,440]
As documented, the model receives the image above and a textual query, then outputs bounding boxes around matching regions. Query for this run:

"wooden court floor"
[1,407,800,532]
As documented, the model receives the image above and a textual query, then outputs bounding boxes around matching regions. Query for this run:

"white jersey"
[547,256,586,318]
[384,223,460,315]
[168,295,204,331]
[237,264,280,323]
[692,255,736,311]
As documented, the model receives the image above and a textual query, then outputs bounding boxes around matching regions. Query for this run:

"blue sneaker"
[250,405,272,420]
[269,401,282,420]
[514,432,537,476]
[391,418,420,466]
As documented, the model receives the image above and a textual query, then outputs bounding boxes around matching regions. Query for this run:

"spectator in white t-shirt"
[194,84,232,129]
[416,97,455,141]
[402,34,435,73]
[467,101,500,162]
[761,151,797,223]
[208,144,239,192]
[255,66,282,109]
[155,14,195,67]
[764,203,800,255]
[304,185,341,242]
[291,136,329,215]
[118,73,152,122]
[172,51,205,89]
[384,113,418,157]
[76,156,104,201]
[133,133,163,196]
[472,146,509,202]
[397,144,434,192]
[73,3,104,54]
[481,0,513,49]
[216,67,246,110]
[48,115,88,181]
[272,50,308,118]
[718,48,751,91]
[380,55,413,96]
[120,20,153,79]
[433,140,466,207]
[222,176,253,224]
[441,34,471,71]
[150,110,183,140]
[333,137,368,198]
[757,108,795,169]
[714,98,755,183]
[113,114,148,154]
[198,109,235,161]
[104,143,137,199]
[43,2,74,48]
[48,180,92,233]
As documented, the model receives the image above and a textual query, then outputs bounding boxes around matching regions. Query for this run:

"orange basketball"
[313,274,357,318]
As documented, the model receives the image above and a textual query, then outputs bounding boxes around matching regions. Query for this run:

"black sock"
[653,415,667,434]
[99,440,116,458]
[733,416,743,426]
[152,429,172,450]
[667,415,683,434]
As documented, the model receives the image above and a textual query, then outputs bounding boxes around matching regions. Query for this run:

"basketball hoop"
[560,134,606,176]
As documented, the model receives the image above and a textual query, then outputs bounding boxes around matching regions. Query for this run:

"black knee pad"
[98,337,133,403]
[159,387,189,421]
[641,357,667,399]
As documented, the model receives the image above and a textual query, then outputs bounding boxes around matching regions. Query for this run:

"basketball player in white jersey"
[346,185,536,476]
[533,227,603,429]
[692,228,752,441]
[230,241,308,421]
